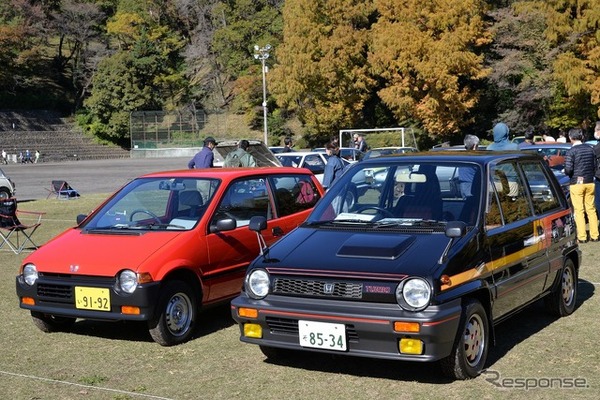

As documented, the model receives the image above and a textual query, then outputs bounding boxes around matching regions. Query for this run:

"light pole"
[254,44,271,146]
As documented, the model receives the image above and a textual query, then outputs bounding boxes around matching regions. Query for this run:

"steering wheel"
[129,209,162,225]
[355,206,395,218]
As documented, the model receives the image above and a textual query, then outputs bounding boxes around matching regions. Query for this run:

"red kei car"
[16,167,323,345]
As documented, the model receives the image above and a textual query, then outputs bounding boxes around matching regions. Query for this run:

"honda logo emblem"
[323,283,335,294]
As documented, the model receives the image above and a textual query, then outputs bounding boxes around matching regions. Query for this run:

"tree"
[271,0,376,144]
[369,0,491,137]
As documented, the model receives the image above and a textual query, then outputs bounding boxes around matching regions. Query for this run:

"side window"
[487,162,532,228]
[271,175,321,218]
[521,162,560,214]
[303,155,326,175]
[214,178,268,227]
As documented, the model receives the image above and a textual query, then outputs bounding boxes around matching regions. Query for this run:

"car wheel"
[31,311,76,332]
[440,299,489,380]
[148,280,197,346]
[0,187,11,200]
[544,258,577,317]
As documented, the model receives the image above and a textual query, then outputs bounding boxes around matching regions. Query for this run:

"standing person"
[459,134,479,197]
[565,128,599,243]
[282,137,293,152]
[355,134,368,152]
[557,130,568,143]
[592,122,600,220]
[543,133,556,142]
[322,141,345,190]
[34,150,40,163]
[1,149,6,165]
[188,136,217,169]
[486,122,519,151]
[517,129,535,149]
[223,139,257,167]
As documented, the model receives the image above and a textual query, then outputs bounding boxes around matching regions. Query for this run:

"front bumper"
[231,293,462,362]
[16,273,161,321]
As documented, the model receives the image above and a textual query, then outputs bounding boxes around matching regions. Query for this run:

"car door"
[485,161,548,320]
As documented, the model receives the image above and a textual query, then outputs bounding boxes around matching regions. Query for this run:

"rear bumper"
[231,293,462,362]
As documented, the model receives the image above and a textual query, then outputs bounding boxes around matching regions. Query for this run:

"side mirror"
[445,221,467,238]
[249,216,267,232]
[76,214,87,225]
[210,217,237,233]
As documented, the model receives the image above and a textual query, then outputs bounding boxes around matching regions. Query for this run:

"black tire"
[0,187,11,200]
[440,299,489,380]
[31,311,76,333]
[148,280,197,346]
[544,258,577,317]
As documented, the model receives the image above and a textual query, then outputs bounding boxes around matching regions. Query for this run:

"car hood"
[23,228,182,276]
[261,226,451,277]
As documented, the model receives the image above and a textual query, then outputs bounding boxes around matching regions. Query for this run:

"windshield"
[81,177,219,231]
[306,161,481,227]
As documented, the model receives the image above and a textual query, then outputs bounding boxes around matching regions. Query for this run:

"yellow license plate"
[74,287,111,311]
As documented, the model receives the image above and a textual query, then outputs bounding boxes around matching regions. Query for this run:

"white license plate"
[298,320,347,351]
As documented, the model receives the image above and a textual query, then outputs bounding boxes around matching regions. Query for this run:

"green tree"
[271,0,376,144]
[369,0,491,137]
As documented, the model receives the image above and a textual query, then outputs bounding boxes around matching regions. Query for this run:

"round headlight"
[396,278,431,311]
[118,270,138,294]
[23,263,38,286]
[246,269,270,299]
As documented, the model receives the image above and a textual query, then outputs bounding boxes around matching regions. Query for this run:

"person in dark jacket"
[593,121,600,219]
[322,141,345,190]
[565,128,598,243]
[188,136,217,169]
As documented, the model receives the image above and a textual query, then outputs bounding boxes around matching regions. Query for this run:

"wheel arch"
[460,288,495,347]
[158,268,204,307]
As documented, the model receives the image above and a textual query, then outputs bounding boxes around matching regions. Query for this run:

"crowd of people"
[1,149,40,164]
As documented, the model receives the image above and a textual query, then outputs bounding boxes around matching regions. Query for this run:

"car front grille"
[266,316,359,342]
[273,277,363,299]
[38,283,73,301]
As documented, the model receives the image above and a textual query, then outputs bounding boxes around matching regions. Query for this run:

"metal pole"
[254,44,271,146]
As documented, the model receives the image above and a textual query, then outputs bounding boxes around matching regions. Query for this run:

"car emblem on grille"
[69,264,79,272]
[323,283,335,294]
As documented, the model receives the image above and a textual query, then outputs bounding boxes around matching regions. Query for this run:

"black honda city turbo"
[231,151,580,380]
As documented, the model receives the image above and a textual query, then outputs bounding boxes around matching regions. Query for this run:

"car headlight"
[246,269,270,299]
[396,278,431,311]
[117,270,138,294]
[23,263,38,286]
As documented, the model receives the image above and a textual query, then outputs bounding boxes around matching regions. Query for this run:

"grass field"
[1,196,599,400]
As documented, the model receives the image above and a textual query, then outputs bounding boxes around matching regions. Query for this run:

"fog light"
[399,338,423,355]
[244,323,262,338]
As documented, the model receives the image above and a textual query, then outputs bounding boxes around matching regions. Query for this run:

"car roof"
[139,166,311,180]
[524,142,572,148]
[359,150,543,167]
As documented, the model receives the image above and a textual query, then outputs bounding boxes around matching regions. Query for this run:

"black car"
[231,151,580,380]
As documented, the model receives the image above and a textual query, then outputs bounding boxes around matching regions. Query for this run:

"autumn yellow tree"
[271,0,376,141]
[369,0,491,136]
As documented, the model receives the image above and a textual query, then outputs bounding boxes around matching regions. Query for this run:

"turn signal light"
[393,321,420,333]
[238,307,258,318]
[21,297,35,306]
[399,338,423,355]
[243,323,262,338]
[121,306,141,315]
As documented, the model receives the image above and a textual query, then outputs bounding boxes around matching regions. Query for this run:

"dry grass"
[1,197,598,399]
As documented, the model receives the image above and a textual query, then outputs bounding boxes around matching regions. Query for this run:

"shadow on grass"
[261,279,595,383]
[63,303,235,343]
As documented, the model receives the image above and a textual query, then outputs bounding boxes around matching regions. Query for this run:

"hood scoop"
[337,234,415,260]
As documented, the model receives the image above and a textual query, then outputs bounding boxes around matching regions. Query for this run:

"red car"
[16,167,323,345]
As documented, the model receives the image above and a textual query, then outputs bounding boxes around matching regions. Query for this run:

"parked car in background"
[511,135,543,144]
[232,152,579,380]
[16,167,323,346]
[362,147,418,160]
[275,152,350,183]
[519,142,572,167]
[313,147,364,162]
[269,146,295,154]
[0,166,16,199]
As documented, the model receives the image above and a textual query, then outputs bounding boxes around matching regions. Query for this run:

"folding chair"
[46,180,80,199]
[0,198,45,254]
